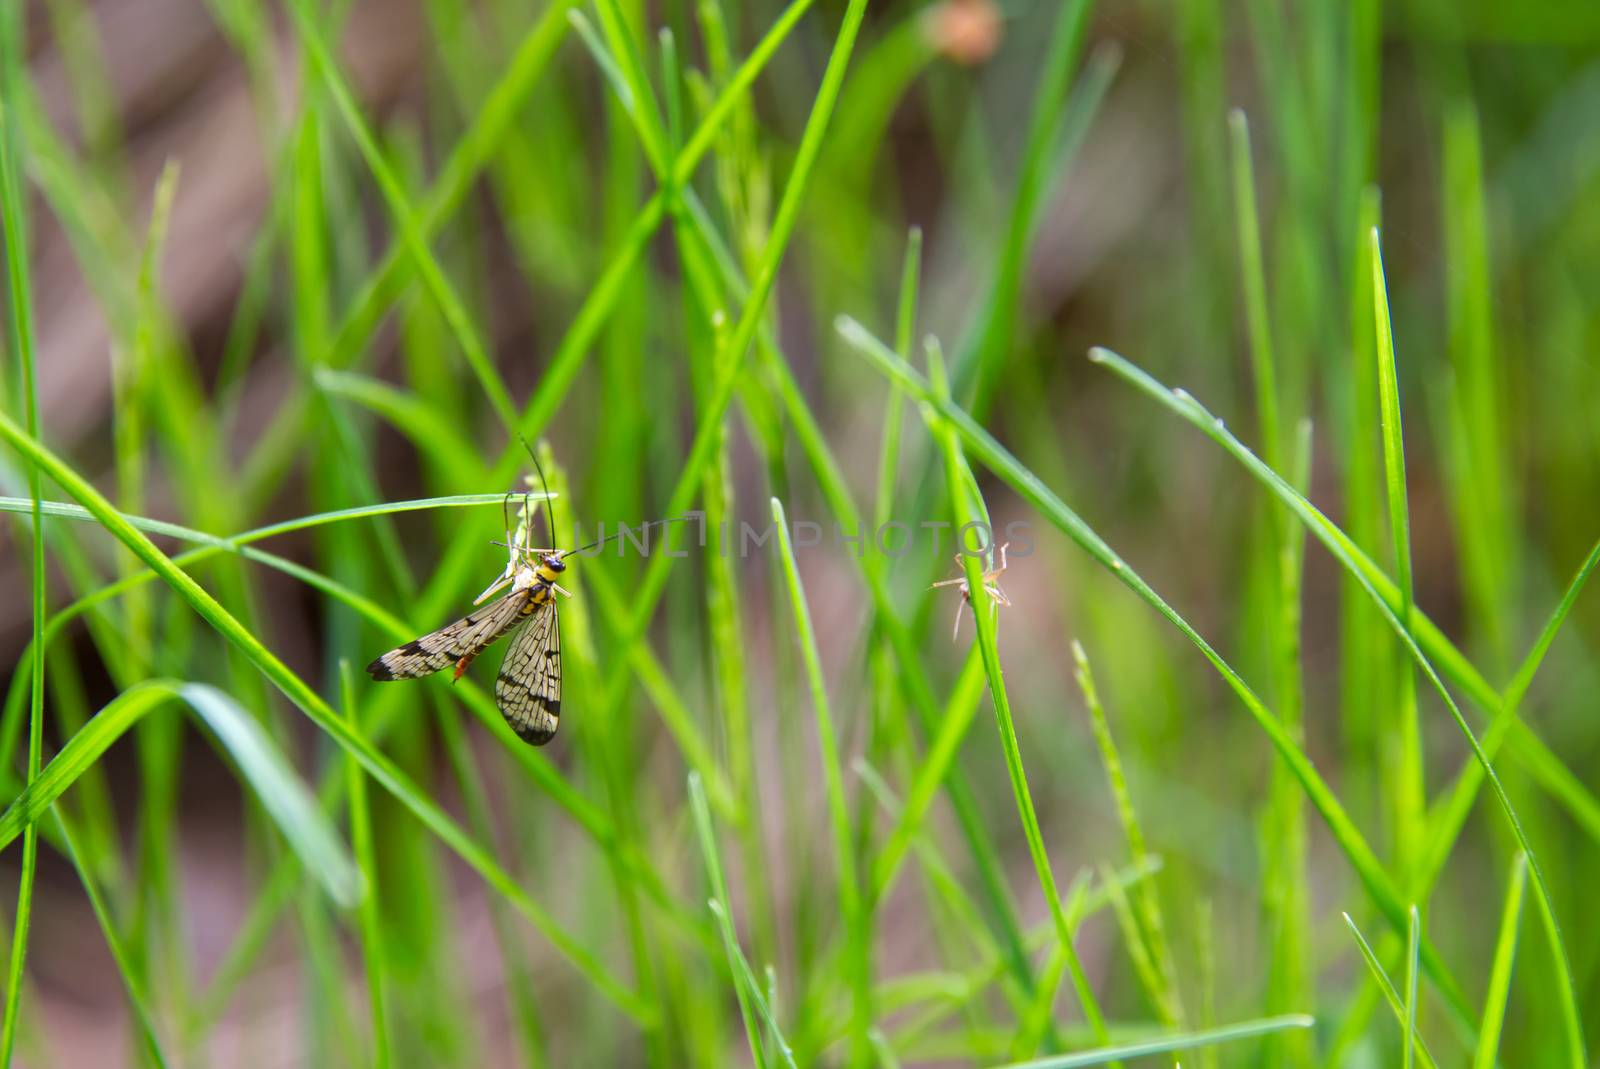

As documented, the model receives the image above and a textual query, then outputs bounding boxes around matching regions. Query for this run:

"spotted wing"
[367,589,532,681]
[495,600,561,745]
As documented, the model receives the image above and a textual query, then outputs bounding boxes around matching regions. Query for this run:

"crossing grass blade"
[1341,912,1441,1069]
[689,771,785,1069]
[994,1015,1314,1069]
[838,317,1479,1030]
[0,680,360,905]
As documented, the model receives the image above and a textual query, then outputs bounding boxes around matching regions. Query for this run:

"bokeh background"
[2,0,1599,1065]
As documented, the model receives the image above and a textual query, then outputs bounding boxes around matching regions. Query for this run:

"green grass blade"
[1370,226,1425,869]
[1227,108,1281,468]
[688,771,778,1069]
[1473,853,1527,1069]
[922,336,1112,1054]
[1403,904,1420,1069]
[1072,351,1600,841]
[0,680,359,903]
[340,664,391,1069]
[866,646,985,904]
[1072,641,1181,1027]
[996,1015,1314,1069]
[52,808,170,1068]
[1340,912,1441,1069]
[0,0,46,1057]
[770,495,868,1064]
[1441,103,1513,667]
[961,0,1094,416]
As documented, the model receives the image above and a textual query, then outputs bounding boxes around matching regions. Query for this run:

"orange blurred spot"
[924,0,1003,66]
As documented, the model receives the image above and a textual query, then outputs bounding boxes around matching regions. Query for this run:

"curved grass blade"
[0,680,360,905]
[995,1014,1314,1069]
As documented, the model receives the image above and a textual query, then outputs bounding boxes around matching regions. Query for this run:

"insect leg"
[473,572,515,606]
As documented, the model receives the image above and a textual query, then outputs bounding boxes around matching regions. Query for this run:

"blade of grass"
[1421,537,1600,888]
[770,496,868,1067]
[0,492,710,1015]
[1371,227,1426,871]
[923,336,1113,1054]
[0,0,46,1057]
[960,0,1094,416]
[1231,112,1312,1057]
[995,1015,1314,1069]
[52,807,169,1067]
[0,681,359,903]
[1076,344,1600,845]
[1473,853,1527,1069]
[1072,641,1182,1028]
[688,771,781,1069]
[1340,912,1441,1069]
[1441,103,1513,668]
[866,645,985,904]
[1403,904,1420,1069]
[340,663,391,1069]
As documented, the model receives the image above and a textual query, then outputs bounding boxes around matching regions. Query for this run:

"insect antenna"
[515,432,559,547]
[491,515,702,558]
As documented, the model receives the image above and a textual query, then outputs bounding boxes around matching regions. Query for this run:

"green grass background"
[1,0,1599,1064]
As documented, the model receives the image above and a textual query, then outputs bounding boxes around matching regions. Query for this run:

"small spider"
[931,542,1011,640]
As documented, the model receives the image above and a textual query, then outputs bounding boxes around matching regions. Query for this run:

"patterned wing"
[495,600,561,745]
[367,589,532,681]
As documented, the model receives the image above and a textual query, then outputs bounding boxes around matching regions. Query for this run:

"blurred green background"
[1,0,1599,1065]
